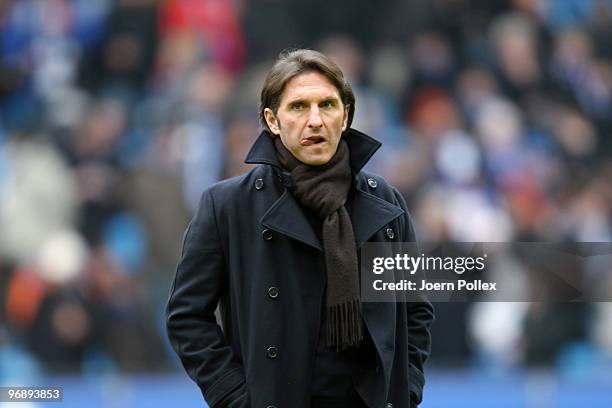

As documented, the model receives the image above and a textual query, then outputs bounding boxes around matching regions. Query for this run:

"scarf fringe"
[326,299,363,351]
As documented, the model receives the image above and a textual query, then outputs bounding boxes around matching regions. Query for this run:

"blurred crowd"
[1,0,612,379]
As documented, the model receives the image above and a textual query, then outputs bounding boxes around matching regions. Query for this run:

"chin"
[304,156,332,166]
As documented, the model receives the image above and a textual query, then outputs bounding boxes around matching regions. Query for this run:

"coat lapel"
[260,190,323,251]
[260,187,404,253]
[351,188,404,248]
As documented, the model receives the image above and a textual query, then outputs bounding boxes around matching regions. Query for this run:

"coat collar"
[260,187,404,252]
[244,128,382,174]
[250,128,404,252]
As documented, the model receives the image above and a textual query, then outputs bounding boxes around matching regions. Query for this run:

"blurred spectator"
[0,134,79,262]
[158,0,245,74]
[79,0,158,97]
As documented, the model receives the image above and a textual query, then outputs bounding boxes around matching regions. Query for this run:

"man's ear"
[341,104,350,132]
[264,108,281,135]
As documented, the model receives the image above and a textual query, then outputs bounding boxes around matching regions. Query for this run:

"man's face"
[264,71,349,166]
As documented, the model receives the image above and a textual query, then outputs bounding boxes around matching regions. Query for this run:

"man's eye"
[291,103,304,110]
[320,101,334,108]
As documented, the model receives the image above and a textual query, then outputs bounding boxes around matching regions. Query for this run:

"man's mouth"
[300,136,326,146]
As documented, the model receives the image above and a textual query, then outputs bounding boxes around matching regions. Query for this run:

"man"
[166,49,434,408]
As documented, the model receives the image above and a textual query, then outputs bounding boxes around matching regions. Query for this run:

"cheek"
[279,114,298,128]
[284,119,305,139]
[327,111,345,125]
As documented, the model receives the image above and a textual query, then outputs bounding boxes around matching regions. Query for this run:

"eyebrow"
[285,96,340,105]
[319,98,338,104]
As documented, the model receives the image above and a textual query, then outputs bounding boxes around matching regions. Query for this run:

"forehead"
[279,71,341,103]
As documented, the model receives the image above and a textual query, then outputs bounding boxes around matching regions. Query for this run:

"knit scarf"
[273,137,363,350]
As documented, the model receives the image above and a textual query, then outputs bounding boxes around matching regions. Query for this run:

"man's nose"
[307,106,323,128]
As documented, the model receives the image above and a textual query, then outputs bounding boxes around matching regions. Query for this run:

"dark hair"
[259,49,355,131]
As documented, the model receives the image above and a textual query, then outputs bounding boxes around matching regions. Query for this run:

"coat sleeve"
[393,188,435,406]
[166,189,249,408]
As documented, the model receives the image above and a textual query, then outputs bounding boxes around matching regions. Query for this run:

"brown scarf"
[273,137,363,350]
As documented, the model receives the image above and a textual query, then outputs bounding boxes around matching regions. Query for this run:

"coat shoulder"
[204,166,269,201]
[356,170,403,204]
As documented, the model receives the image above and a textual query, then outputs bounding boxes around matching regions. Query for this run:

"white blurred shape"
[470,300,529,365]
[444,189,514,241]
[436,129,481,185]
[36,229,88,285]
[593,303,612,352]
[0,140,78,262]
[475,96,523,154]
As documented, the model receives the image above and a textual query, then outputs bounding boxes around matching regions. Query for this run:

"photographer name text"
[373,279,497,291]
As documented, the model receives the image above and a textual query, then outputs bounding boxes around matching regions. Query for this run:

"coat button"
[386,227,395,240]
[386,403,393,408]
[267,286,279,299]
[266,346,278,358]
[255,178,264,190]
[266,406,276,408]
[262,229,273,241]
[367,178,378,188]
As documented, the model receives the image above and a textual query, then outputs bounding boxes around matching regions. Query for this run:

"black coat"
[166,129,434,408]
